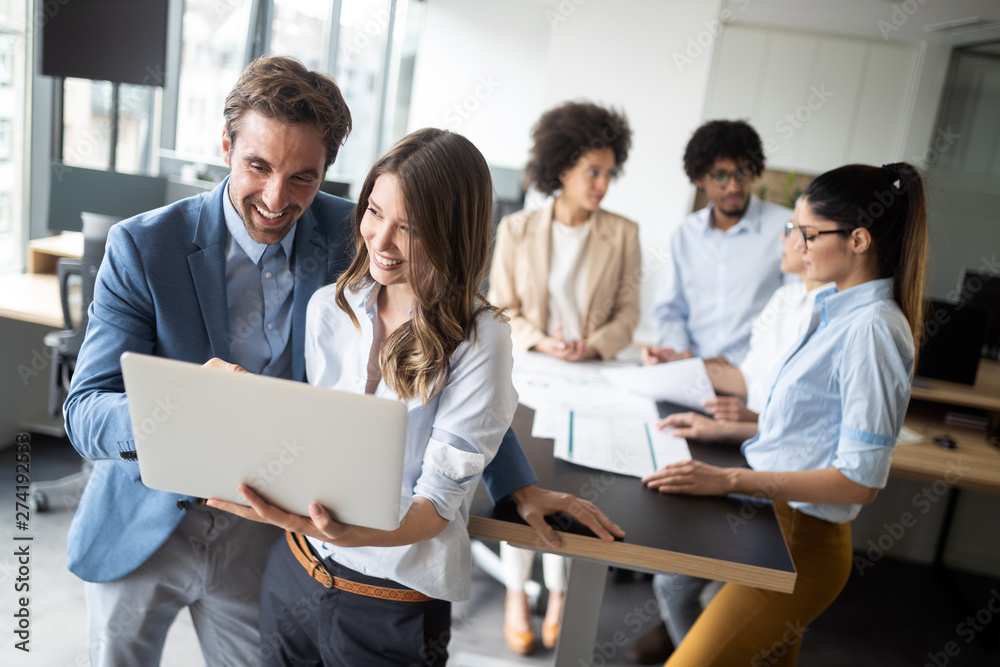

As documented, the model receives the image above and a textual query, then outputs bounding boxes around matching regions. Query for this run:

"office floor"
[1,434,998,666]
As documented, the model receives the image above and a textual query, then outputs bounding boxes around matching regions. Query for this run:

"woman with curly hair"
[488,101,640,654]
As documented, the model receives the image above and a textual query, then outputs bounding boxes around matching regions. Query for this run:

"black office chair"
[32,213,120,511]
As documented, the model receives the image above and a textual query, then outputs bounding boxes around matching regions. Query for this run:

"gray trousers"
[652,572,723,645]
[85,505,281,667]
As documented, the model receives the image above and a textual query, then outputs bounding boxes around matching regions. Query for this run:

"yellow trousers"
[665,501,852,667]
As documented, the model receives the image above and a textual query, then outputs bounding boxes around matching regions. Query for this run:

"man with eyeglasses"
[632,119,792,664]
[643,119,792,370]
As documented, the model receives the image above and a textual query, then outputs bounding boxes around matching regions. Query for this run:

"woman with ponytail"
[642,162,927,666]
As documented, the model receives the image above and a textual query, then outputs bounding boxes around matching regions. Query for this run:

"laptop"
[120,352,408,531]
[915,300,991,386]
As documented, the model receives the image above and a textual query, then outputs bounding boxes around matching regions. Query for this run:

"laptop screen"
[957,270,1000,359]
[916,300,991,385]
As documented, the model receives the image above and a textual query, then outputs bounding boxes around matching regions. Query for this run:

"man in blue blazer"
[64,56,621,666]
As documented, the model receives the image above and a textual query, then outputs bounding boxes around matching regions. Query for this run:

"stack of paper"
[512,351,695,477]
[599,357,716,411]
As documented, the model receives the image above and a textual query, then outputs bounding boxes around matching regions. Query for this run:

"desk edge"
[468,516,797,594]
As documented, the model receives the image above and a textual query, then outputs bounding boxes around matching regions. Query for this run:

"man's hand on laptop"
[203,357,249,373]
[508,484,624,549]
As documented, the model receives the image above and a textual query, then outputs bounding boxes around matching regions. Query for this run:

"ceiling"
[720,0,1000,43]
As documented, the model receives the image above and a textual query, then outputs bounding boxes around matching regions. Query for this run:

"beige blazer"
[488,204,641,360]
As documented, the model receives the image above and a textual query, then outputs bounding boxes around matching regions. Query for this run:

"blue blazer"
[64,180,535,583]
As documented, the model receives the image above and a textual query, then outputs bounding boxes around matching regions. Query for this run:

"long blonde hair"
[335,129,499,403]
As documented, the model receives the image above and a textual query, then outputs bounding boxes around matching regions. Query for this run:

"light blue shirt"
[653,195,791,364]
[742,278,914,524]
[222,183,296,378]
[304,281,518,601]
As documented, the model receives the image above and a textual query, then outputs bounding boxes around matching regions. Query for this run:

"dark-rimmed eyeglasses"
[706,169,750,188]
[785,221,849,248]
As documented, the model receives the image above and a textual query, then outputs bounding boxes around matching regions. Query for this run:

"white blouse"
[304,281,517,601]
[740,281,833,413]
[546,219,592,341]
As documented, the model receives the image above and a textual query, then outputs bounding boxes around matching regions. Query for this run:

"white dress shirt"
[740,281,834,413]
[653,195,791,364]
[304,281,517,601]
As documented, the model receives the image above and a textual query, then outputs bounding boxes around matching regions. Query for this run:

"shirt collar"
[699,193,762,236]
[355,280,381,316]
[223,182,297,263]
[816,277,895,323]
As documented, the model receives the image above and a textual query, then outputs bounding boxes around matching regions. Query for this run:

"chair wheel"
[30,490,49,513]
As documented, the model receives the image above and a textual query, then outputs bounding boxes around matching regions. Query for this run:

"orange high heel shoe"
[504,593,536,655]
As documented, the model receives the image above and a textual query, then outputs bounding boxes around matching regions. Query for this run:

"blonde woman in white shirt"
[488,101,640,654]
[703,220,835,423]
[210,129,517,666]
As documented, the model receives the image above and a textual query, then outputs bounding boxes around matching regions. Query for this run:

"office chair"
[32,213,120,512]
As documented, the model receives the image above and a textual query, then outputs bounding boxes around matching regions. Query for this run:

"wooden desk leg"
[553,558,608,667]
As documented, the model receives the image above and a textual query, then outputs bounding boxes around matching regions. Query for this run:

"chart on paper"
[551,412,692,477]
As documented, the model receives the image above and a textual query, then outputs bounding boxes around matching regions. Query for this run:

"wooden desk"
[0,273,64,328]
[26,231,83,275]
[0,232,86,328]
[894,359,1000,494]
[469,405,795,666]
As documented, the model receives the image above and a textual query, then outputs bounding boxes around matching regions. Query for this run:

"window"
[0,5,25,273]
[0,37,11,86]
[62,78,114,170]
[270,0,335,73]
[175,0,253,159]
[116,83,158,174]
[172,0,425,194]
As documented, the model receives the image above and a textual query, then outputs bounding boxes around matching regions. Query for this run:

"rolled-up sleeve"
[833,317,913,490]
[412,314,518,521]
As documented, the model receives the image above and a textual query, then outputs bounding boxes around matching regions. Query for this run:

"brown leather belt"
[284,531,434,602]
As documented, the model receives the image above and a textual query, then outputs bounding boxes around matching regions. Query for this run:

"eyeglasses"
[706,169,750,188]
[785,221,850,248]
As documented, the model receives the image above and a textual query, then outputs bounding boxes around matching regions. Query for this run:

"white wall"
[409,0,724,341]
[407,0,551,168]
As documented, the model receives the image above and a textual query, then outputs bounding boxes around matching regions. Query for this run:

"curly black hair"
[524,101,632,196]
[682,119,764,183]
